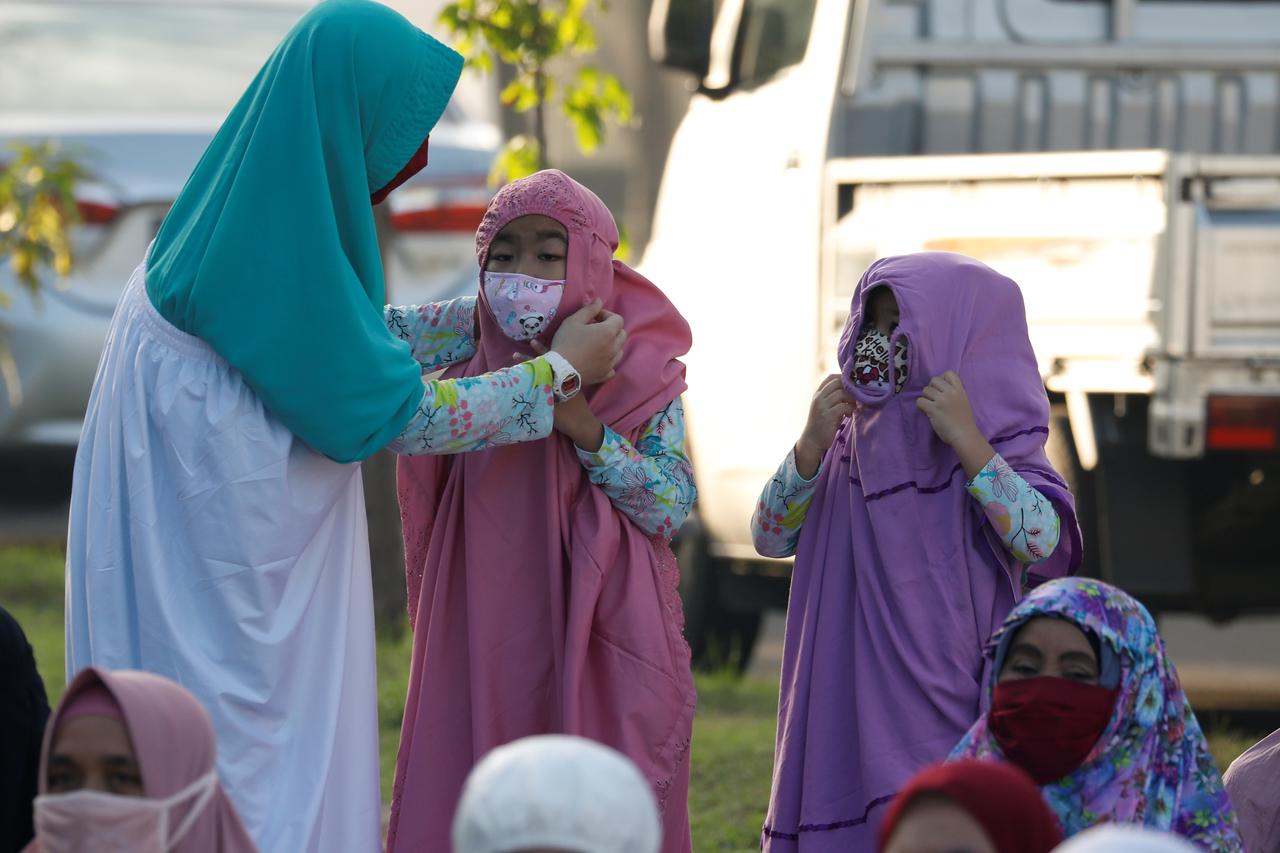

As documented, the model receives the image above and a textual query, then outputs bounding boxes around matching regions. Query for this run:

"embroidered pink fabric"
[392,170,696,852]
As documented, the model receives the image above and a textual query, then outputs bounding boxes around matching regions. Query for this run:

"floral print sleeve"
[966,454,1062,564]
[751,449,822,559]
[387,358,555,456]
[384,297,477,371]
[575,399,696,541]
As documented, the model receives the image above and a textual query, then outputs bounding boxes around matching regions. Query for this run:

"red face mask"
[990,676,1118,785]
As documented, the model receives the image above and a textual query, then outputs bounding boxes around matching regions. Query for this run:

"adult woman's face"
[46,715,143,796]
[882,794,998,853]
[998,617,1100,685]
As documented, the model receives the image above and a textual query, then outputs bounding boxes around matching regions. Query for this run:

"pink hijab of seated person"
[24,666,255,853]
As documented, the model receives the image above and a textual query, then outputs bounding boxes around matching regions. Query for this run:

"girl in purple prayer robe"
[751,253,1082,852]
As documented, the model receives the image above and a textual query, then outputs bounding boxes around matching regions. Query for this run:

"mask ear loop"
[889,328,911,395]
[162,770,220,852]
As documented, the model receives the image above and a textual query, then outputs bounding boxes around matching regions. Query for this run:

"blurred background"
[3,1,1280,849]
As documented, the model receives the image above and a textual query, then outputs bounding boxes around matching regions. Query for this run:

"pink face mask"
[34,770,218,853]
[482,271,565,342]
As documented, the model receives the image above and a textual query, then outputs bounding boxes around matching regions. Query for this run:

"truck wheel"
[673,515,763,674]
[701,598,762,675]
[674,515,715,662]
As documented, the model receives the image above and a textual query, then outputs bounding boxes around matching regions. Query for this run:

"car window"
[732,0,818,89]
[0,2,304,114]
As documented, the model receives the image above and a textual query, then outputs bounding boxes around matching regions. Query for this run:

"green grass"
[1,545,66,705]
[1,545,1264,852]
[690,671,777,852]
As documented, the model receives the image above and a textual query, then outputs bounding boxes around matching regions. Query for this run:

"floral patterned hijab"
[951,578,1243,850]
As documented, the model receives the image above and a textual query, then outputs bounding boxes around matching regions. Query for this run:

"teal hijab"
[146,0,463,463]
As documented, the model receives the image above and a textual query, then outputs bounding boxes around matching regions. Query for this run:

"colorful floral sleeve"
[751,449,822,559]
[387,358,555,456]
[384,297,477,372]
[966,454,1062,564]
[575,399,696,540]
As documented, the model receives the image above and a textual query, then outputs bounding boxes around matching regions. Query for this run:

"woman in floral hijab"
[951,578,1242,850]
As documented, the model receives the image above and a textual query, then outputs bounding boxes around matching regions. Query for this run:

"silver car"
[0,0,499,448]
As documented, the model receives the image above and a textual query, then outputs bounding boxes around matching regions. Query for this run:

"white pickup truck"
[641,0,1280,667]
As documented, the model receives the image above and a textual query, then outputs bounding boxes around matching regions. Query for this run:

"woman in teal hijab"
[64,3,623,851]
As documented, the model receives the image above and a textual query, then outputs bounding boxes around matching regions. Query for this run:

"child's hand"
[551,393,605,452]
[917,372,979,447]
[917,371,996,477]
[507,349,605,451]
[547,300,626,386]
[796,374,854,479]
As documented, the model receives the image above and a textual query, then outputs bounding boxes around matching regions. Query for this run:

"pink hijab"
[1223,728,1280,853]
[24,666,255,853]
[392,170,695,852]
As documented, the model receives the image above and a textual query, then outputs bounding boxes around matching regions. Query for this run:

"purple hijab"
[762,253,1081,851]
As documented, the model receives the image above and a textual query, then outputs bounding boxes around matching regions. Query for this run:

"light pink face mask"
[482,271,565,342]
[34,770,218,853]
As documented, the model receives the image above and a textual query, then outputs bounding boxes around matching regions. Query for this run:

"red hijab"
[879,760,1062,853]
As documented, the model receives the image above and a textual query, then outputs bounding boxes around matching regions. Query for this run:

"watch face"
[562,374,581,397]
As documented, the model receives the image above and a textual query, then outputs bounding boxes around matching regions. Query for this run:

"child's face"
[867,287,900,336]
[485,214,568,281]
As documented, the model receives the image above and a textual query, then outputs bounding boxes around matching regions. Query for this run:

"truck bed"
[820,150,1280,460]
[834,0,1280,160]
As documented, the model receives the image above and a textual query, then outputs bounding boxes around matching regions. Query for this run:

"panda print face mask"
[482,271,566,342]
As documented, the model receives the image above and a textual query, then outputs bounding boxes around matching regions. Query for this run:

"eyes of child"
[487,250,563,264]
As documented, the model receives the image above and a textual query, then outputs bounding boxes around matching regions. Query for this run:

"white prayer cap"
[451,735,661,853]
[1053,826,1201,852]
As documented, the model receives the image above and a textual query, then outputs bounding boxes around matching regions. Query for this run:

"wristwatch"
[542,350,582,402]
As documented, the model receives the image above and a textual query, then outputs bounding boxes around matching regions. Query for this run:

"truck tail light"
[76,200,119,225]
[388,182,490,234]
[1206,396,1280,451]
[390,203,487,233]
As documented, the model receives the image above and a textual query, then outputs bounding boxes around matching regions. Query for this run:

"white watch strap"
[542,350,580,400]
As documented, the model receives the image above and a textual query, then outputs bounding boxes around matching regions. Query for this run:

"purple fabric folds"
[763,253,1081,851]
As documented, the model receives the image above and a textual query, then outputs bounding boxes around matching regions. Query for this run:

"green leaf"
[0,141,83,299]
[499,78,532,108]
[445,0,636,164]
[615,222,631,263]
[488,135,543,187]
[557,14,581,49]
[601,73,634,122]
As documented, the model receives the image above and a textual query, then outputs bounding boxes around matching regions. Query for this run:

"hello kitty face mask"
[482,271,565,342]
